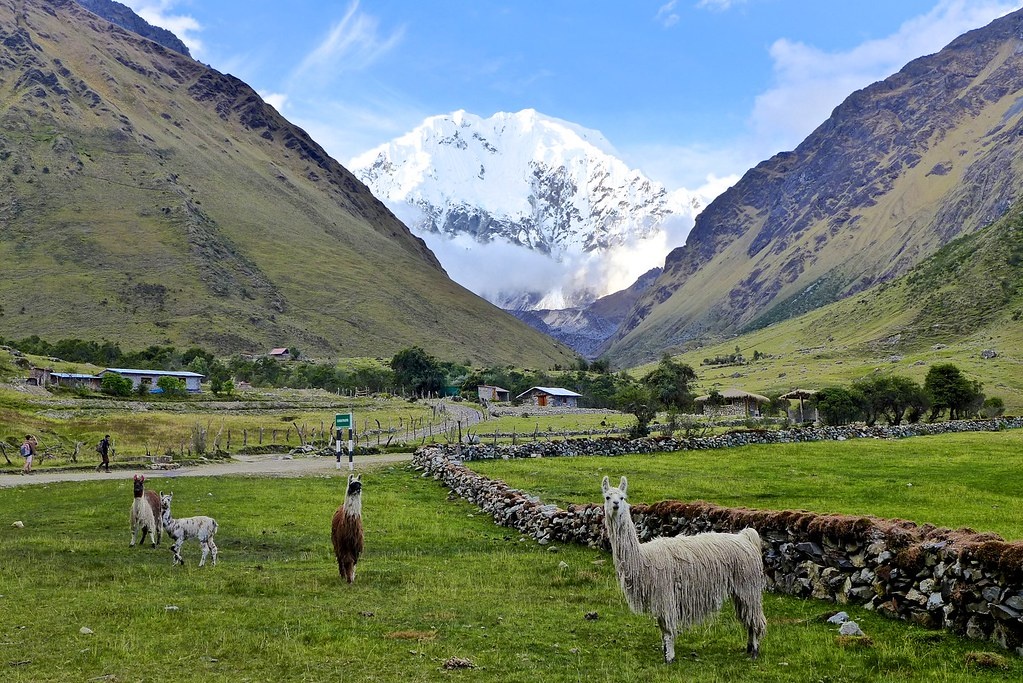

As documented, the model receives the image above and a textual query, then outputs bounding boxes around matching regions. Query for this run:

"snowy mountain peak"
[350,109,707,309]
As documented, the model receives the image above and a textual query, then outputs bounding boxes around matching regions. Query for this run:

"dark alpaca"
[331,474,364,583]
[130,474,163,547]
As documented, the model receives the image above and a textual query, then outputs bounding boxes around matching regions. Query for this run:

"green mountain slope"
[0,0,576,367]
[606,8,1023,367]
[649,200,1023,411]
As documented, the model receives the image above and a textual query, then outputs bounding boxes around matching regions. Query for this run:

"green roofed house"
[516,386,582,408]
[101,368,205,393]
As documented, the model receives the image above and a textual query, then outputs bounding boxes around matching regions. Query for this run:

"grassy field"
[1,461,1021,681]
[471,430,1023,541]
[0,385,443,466]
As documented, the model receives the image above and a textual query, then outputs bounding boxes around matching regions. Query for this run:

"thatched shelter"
[694,388,770,418]
[780,389,818,423]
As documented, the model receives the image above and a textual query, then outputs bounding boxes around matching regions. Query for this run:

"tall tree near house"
[390,346,444,396]
[641,353,698,412]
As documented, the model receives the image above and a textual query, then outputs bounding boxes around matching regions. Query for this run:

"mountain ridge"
[0,0,577,367]
[351,109,705,310]
[604,7,1023,366]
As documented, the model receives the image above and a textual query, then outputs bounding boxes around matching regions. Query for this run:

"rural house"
[516,386,583,408]
[694,388,770,417]
[268,347,292,361]
[477,385,511,402]
[101,368,205,393]
[29,367,102,390]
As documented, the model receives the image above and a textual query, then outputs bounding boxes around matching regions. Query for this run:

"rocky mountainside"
[351,109,704,310]
[604,7,1023,366]
[509,267,662,358]
[0,0,577,367]
[75,0,191,56]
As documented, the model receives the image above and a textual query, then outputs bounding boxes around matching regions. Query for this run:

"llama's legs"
[658,617,677,663]
[209,538,218,566]
[147,525,157,548]
[346,563,356,584]
[199,541,209,567]
[171,538,184,565]
[130,525,138,547]
[735,593,767,659]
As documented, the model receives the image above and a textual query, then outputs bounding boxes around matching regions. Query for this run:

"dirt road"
[0,452,414,488]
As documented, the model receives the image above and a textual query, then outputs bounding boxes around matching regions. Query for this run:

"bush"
[100,373,133,397]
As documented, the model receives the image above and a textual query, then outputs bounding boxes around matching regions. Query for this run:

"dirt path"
[0,452,414,489]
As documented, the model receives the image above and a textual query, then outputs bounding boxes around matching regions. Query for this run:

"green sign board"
[335,413,353,430]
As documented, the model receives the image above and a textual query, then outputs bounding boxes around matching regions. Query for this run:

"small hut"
[780,389,818,424]
[694,388,770,418]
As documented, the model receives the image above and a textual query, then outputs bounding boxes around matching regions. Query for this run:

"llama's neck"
[343,495,362,518]
[606,506,649,610]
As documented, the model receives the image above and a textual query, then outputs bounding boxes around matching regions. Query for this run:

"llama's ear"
[619,476,628,494]
[347,474,354,484]
[601,476,610,493]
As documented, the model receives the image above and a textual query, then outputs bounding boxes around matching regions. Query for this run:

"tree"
[641,353,698,412]
[924,363,984,421]
[853,375,928,426]
[100,373,133,397]
[156,376,187,398]
[390,346,444,396]
[981,397,1005,418]
[615,384,657,438]
[815,387,863,426]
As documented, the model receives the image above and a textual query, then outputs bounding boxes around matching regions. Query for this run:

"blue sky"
[126,1,1023,193]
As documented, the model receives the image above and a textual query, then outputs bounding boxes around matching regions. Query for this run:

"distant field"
[470,430,1023,541]
[1,466,1020,682]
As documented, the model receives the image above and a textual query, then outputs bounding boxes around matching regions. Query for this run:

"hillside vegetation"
[641,200,1023,412]
[0,0,575,368]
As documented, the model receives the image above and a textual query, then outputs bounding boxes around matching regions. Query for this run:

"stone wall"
[411,417,1023,654]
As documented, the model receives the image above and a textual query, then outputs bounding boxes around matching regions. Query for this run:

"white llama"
[601,475,767,663]
[129,474,163,547]
[160,491,219,567]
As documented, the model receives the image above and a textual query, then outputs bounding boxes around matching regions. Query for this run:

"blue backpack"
[20,442,31,457]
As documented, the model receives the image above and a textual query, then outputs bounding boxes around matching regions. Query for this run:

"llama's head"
[346,473,362,498]
[160,491,173,517]
[133,474,145,498]
[601,475,629,521]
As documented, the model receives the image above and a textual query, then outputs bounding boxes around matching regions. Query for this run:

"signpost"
[335,413,355,471]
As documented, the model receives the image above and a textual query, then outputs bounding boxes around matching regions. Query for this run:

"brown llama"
[129,474,163,547]
[331,473,364,583]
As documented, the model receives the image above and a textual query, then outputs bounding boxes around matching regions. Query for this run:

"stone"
[839,621,864,636]
[926,592,944,611]
[826,611,850,624]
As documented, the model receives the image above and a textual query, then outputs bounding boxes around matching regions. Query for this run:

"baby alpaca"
[160,491,219,567]
[129,474,163,547]
[331,473,364,583]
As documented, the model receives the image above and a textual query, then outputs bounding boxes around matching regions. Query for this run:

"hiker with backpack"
[96,434,112,473]
[20,434,37,475]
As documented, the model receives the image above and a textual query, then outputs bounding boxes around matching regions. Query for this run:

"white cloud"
[292,1,404,85]
[750,0,1023,150]
[260,92,288,112]
[695,0,747,11]
[656,1,680,28]
[123,1,204,55]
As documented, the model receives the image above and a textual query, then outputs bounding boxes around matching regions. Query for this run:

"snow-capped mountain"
[350,109,707,310]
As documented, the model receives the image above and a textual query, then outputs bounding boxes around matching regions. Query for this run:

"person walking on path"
[96,434,112,473]
[21,434,37,475]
